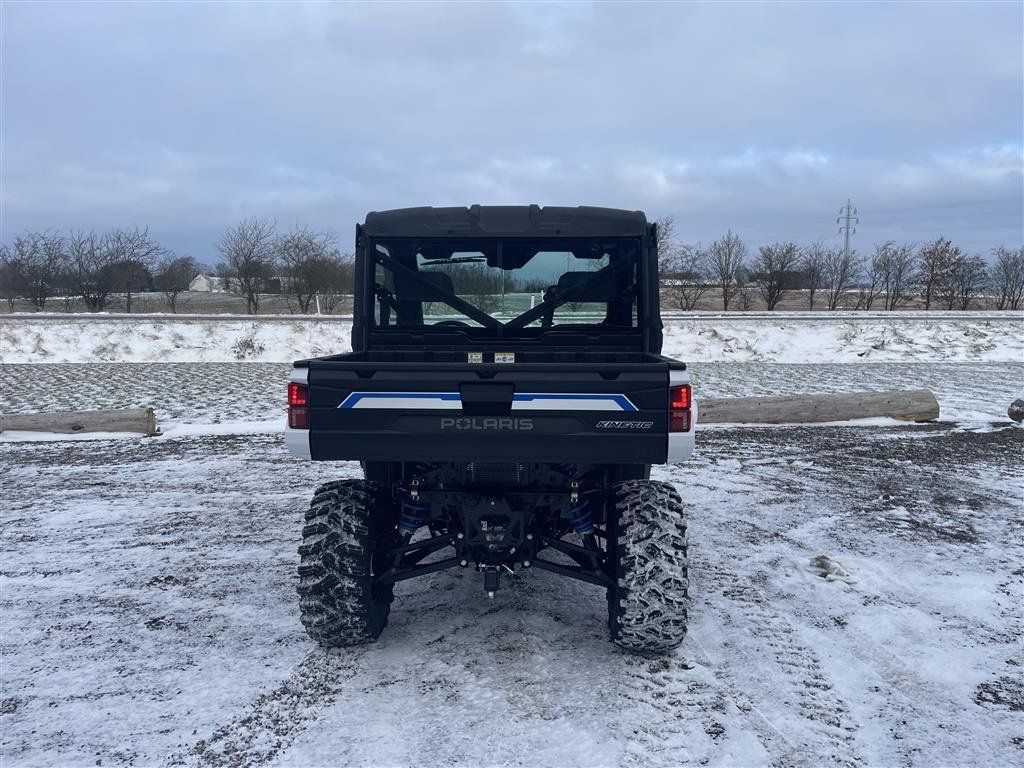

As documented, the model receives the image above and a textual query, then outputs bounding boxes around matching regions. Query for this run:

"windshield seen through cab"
[372,236,640,333]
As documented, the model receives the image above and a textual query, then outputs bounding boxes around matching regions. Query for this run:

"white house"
[188,274,225,293]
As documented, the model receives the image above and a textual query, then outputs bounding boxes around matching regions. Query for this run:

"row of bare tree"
[0,227,203,312]
[656,217,1024,311]
[5,216,1021,314]
[0,219,356,314]
[214,218,354,314]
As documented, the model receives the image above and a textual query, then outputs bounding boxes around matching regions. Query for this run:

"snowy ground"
[1,315,1022,766]
[2,423,1021,767]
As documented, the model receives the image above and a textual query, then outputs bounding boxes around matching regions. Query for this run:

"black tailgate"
[305,360,671,464]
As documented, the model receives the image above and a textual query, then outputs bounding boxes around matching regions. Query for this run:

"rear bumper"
[285,427,311,459]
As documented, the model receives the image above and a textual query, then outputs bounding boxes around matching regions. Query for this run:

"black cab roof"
[362,205,649,238]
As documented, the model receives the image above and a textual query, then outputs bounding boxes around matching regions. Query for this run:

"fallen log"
[699,389,938,424]
[0,407,158,436]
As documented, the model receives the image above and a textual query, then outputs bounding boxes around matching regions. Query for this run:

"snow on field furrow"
[1,362,1020,428]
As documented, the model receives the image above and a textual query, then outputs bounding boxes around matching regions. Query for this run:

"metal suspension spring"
[398,501,431,535]
[568,501,594,535]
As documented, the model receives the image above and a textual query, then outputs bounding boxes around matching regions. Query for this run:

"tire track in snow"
[696,566,863,768]
[167,647,365,767]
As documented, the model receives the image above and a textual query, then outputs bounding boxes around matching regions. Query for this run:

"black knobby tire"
[607,479,689,653]
[297,479,396,647]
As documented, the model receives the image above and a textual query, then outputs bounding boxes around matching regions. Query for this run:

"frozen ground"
[1,317,1022,766]
[1,423,1021,767]
[1,312,1021,364]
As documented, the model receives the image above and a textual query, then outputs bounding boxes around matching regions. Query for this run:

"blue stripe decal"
[338,391,638,412]
[511,393,638,412]
[338,392,462,409]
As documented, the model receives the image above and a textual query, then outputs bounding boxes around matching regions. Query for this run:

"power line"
[837,199,858,260]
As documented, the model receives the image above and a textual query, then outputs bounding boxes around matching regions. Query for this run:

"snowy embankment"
[1,311,1021,364]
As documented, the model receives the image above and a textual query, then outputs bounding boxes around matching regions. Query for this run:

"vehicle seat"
[393,270,455,302]
[556,271,619,302]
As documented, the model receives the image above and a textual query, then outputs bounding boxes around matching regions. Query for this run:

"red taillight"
[670,385,691,411]
[288,382,308,407]
[288,383,309,429]
[670,384,692,433]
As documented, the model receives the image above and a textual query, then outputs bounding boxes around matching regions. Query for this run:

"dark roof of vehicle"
[362,205,648,238]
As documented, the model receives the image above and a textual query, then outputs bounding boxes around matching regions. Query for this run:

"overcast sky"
[2,1,1021,263]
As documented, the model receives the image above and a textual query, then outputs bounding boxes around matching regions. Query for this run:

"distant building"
[189,274,225,293]
[188,274,286,294]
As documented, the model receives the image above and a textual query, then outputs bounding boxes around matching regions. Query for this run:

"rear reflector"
[670,411,690,433]
[288,383,309,429]
[289,407,309,429]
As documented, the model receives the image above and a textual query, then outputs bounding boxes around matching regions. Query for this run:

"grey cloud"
[1,1,1020,261]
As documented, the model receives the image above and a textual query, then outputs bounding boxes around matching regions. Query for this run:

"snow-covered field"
[1,311,1022,364]
[2,424,1021,766]
[1,314,1022,767]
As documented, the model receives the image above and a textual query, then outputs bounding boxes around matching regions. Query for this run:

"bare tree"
[4,231,67,309]
[708,230,747,311]
[154,255,201,313]
[992,246,1024,310]
[948,255,988,311]
[801,242,827,310]
[662,243,710,311]
[823,245,857,310]
[753,241,800,311]
[0,244,22,310]
[278,225,339,314]
[881,242,916,311]
[855,242,914,311]
[855,247,885,310]
[320,252,356,313]
[654,215,680,273]
[217,218,278,314]
[68,230,113,311]
[916,237,959,310]
[103,227,164,312]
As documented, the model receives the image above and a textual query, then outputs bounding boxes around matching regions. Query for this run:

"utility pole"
[837,199,858,260]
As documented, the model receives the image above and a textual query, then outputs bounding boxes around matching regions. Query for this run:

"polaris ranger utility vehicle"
[285,205,696,653]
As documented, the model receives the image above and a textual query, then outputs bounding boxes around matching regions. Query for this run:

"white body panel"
[285,367,311,459]
[666,369,697,463]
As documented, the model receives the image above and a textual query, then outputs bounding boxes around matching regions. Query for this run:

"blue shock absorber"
[568,501,593,535]
[399,501,430,535]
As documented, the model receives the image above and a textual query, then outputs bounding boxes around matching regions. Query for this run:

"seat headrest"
[556,270,619,302]
[393,270,454,302]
